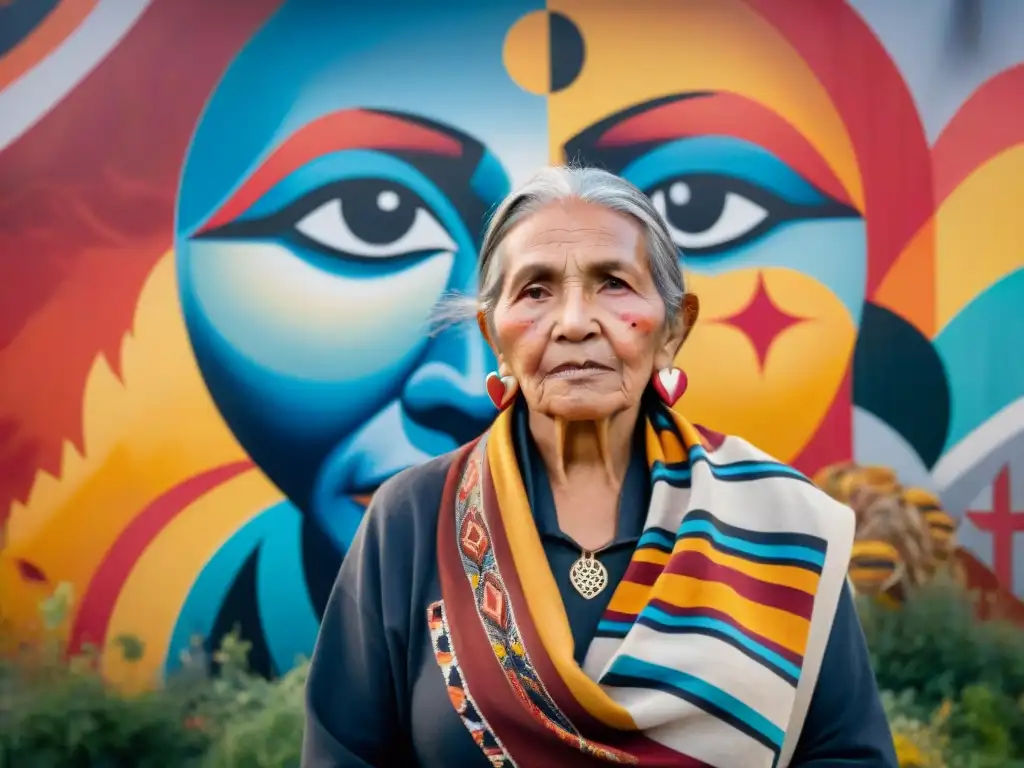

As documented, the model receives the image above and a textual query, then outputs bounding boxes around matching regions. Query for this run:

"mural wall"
[1,0,1022,684]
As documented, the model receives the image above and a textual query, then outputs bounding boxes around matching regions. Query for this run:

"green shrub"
[944,685,1024,768]
[5,580,1024,766]
[173,632,308,768]
[201,661,307,768]
[1,667,211,767]
[860,579,1024,764]
[860,579,1024,704]
[882,690,949,767]
[0,585,210,767]
[0,582,312,768]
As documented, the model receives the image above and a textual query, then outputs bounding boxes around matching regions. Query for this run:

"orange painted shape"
[0,0,99,90]
[872,218,936,337]
[933,146,1024,333]
[503,10,551,95]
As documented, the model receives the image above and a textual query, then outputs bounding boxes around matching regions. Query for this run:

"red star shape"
[715,273,808,371]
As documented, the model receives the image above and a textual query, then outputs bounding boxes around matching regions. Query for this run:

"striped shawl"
[429,403,854,767]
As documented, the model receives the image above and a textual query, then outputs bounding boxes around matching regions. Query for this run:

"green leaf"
[111,634,146,663]
[38,582,74,631]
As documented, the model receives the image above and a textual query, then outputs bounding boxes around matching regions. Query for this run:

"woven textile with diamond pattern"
[429,401,854,768]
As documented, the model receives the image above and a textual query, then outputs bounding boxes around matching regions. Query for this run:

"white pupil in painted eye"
[377,190,400,212]
[668,181,691,207]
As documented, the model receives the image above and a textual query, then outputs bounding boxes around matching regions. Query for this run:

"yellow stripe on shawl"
[634,548,671,565]
[644,409,700,464]
[609,577,811,656]
[632,539,820,598]
[672,538,821,595]
[487,409,637,731]
[645,421,670,463]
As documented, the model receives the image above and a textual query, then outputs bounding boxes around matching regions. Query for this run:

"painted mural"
[1,0,1022,685]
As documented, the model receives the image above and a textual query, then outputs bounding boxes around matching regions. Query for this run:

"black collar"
[510,400,650,547]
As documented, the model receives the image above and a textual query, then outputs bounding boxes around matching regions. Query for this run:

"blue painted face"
[175,0,551,552]
[175,0,868,556]
[170,0,875,677]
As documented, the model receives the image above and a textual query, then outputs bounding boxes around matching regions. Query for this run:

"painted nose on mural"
[401,322,497,445]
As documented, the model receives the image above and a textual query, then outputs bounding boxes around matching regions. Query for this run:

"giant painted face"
[176,0,868,553]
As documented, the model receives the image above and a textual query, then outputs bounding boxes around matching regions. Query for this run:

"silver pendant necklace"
[569,550,610,599]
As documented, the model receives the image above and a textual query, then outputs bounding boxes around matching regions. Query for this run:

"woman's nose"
[401,323,498,445]
[556,288,599,342]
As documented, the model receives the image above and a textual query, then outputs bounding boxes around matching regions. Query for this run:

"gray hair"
[434,165,686,336]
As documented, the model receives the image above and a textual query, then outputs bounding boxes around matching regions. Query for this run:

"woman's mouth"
[546,361,613,380]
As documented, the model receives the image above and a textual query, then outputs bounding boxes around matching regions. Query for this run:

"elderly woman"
[302,167,896,767]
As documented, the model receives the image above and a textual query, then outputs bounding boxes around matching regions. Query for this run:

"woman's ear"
[680,293,700,343]
[478,311,513,377]
[654,293,700,370]
[477,311,495,350]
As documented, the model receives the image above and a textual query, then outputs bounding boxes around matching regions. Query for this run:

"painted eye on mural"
[646,174,779,254]
[288,179,457,259]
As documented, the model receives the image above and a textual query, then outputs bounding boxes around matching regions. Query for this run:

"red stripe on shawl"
[624,553,816,618]
[478,455,711,766]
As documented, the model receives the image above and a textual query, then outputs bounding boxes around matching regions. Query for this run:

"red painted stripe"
[597,92,851,208]
[744,0,934,294]
[198,110,463,233]
[932,65,1024,204]
[791,370,851,477]
[0,0,280,518]
[68,459,254,654]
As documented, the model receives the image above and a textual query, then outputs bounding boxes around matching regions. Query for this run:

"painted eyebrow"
[197,109,464,234]
[594,92,851,209]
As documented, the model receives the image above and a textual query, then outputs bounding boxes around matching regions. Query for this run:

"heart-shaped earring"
[652,367,688,407]
[485,372,519,410]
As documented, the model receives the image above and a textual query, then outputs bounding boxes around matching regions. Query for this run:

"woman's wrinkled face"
[492,200,683,421]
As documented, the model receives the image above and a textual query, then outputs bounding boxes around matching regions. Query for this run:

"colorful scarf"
[429,403,853,768]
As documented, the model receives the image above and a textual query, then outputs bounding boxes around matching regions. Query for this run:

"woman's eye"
[523,286,546,301]
[648,175,772,254]
[604,277,628,292]
[291,179,456,259]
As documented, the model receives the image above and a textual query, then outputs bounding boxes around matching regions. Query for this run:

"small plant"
[201,660,308,768]
[0,583,210,767]
[0,583,312,767]
[883,690,949,767]
[862,580,1024,765]
[943,685,1024,768]
[170,628,309,767]
[860,577,1024,708]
